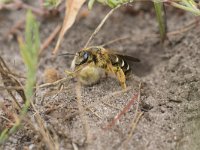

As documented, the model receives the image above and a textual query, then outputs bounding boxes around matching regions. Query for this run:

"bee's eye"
[75,51,90,66]
[83,52,88,59]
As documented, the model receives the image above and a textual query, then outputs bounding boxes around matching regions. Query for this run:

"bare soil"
[0,3,200,150]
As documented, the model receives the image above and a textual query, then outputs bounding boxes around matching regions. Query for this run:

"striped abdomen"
[109,54,130,74]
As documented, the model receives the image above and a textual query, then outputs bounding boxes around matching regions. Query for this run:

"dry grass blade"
[38,77,71,89]
[101,101,122,110]
[86,86,132,109]
[5,18,25,40]
[53,0,86,55]
[121,83,143,148]
[57,87,132,121]
[28,102,59,150]
[103,93,138,130]
[167,17,199,36]
[84,6,119,48]
[40,24,62,57]
[102,17,199,47]
[0,56,25,109]
[87,107,102,119]
[0,85,24,90]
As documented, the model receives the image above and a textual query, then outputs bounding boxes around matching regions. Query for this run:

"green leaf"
[95,0,133,8]
[88,0,96,9]
[43,0,61,8]
[0,129,9,144]
[19,39,32,68]
[0,10,40,145]
[20,10,40,114]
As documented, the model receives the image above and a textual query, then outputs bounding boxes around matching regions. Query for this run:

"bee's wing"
[106,49,140,62]
[117,54,140,62]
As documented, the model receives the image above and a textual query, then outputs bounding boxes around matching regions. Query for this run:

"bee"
[70,46,140,89]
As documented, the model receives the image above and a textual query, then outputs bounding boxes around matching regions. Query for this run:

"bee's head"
[75,50,90,65]
[70,46,101,70]
[71,50,91,70]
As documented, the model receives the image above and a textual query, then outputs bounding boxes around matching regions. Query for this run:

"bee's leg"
[65,65,85,77]
[105,71,109,78]
[65,70,75,77]
[113,66,127,89]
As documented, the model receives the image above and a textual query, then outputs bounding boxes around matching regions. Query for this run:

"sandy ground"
[0,3,200,150]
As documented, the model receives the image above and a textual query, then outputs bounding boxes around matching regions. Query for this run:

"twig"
[101,35,130,47]
[0,103,18,129]
[29,102,58,150]
[0,56,25,79]
[102,17,199,47]
[1,76,68,92]
[15,0,47,16]
[102,93,138,130]
[1,69,26,79]
[84,6,119,48]
[0,0,45,16]
[38,0,44,9]
[8,92,21,109]
[167,18,198,36]
[72,142,79,150]
[0,86,24,90]
[86,86,132,109]
[122,111,143,149]
[101,101,122,111]
[38,77,71,89]
[56,87,132,121]
[63,111,80,121]
[86,107,102,119]
[134,83,142,116]
[38,66,89,89]
[40,24,62,57]
[0,0,63,17]
[5,18,25,40]
[121,83,143,147]
[0,56,25,106]
[0,116,14,125]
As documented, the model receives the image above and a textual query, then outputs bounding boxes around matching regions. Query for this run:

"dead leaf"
[53,0,86,55]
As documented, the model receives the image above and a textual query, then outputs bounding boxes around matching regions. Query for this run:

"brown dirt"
[0,3,200,150]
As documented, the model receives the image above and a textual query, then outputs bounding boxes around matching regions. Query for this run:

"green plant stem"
[170,2,200,15]
[154,2,167,41]
[0,10,39,145]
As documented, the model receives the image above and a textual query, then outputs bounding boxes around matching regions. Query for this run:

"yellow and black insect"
[70,46,140,89]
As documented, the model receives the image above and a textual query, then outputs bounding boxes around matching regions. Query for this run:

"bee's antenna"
[58,53,75,56]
